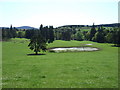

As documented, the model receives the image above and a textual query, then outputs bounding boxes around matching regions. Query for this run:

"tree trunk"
[35,51,38,55]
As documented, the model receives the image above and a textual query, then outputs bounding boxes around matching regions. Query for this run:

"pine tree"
[89,23,96,41]
[28,30,47,55]
[48,26,54,43]
[112,28,120,46]
[12,27,17,38]
[93,27,105,43]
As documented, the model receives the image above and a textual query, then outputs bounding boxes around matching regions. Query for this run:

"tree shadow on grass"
[111,45,120,47]
[27,53,46,56]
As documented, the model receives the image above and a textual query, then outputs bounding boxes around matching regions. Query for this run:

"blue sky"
[0,0,119,28]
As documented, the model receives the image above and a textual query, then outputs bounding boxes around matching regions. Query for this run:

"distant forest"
[1,23,120,46]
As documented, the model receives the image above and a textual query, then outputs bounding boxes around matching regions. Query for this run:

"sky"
[0,0,119,28]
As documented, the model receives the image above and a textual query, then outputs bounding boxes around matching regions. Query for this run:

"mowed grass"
[2,38,118,88]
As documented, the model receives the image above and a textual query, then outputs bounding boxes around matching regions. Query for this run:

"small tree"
[48,26,54,43]
[94,32,104,43]
[89,23,96,41]
[28,31,47,54]
[112,28,120,46]
[75,31,84,41]
[105,32,113,43]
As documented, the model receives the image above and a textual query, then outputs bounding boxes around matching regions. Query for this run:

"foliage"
[17,31,25,38]
[75,31,84,41]
[112,28,120,46]
[2,25,17,40]
[92,27,105,43]
[28,30,47,54]
[48,26,54,43]
[105,32,113,43]
[89,23,96,41]
[2,24,119,47]
[25,29,34,39]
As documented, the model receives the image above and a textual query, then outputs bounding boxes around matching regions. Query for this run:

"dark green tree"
[75,31,84,41]
[105,32,113,43]
[10,25,12,30]
[40,24,48,42]
[62,30,71,41]
[48,26,54,43]
[93,27,105,43]
[28,30,47,55]
[12,27,17,38]
[17,32,24,38]
[25,29,34,39]
[89,23,96,41]
[112,28,120,46]
[85,32,90,40]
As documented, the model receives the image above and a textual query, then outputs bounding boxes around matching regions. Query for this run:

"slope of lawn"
[2,38,118,88]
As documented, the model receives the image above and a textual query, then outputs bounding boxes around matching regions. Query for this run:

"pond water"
[50,47,99,52]
[85,44,93,45]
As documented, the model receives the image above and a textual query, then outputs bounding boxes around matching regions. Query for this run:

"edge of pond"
[47,46,101,53]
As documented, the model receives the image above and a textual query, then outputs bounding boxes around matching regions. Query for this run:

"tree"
[75,31,84,41]
[112,28,120,46]
[48,26,54,43]
[82,31,88,40]
[39,24,54,43]
[17,32,24,38]
[9,25,13,38]
[105,32,113,43]
[42,26,49,42]
[28,30,47,54]
[39,24,43,31]
[12,27,17,38]
[116,28,120,46]
[93,27,105,43]
[89,23,96,41]
[10,24,12,31]
[86,32,90,40]
[61,29,71,41]
[25,29,34,39]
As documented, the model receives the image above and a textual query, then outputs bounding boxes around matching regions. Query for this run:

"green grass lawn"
[2,38,118,88]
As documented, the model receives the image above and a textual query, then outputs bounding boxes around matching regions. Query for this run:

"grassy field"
[2,38,118,88]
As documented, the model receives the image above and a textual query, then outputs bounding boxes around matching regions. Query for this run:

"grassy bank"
[2,38,118,88]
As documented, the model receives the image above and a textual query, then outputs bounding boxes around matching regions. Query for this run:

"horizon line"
[0,22,119,28]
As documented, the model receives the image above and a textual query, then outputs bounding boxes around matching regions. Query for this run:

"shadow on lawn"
[27,53,46,56]
[111,45,120,47]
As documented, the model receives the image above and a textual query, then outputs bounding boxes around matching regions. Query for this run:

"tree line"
[27,24,54,54]
[2,24,54,42]
[1,24,54,54]
[54,23,120,46]
[1,23,120,54]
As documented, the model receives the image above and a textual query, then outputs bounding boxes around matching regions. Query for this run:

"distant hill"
[0,27,9,29]
[95,23,120,27]
[16,26,37,30]
[0,23,119,30]
[0,26,37,30]
[57,23,120,28]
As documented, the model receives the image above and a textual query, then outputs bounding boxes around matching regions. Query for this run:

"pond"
[49,47,99,52]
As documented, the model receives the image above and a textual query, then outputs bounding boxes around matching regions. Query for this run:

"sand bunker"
[49,47,99,52]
